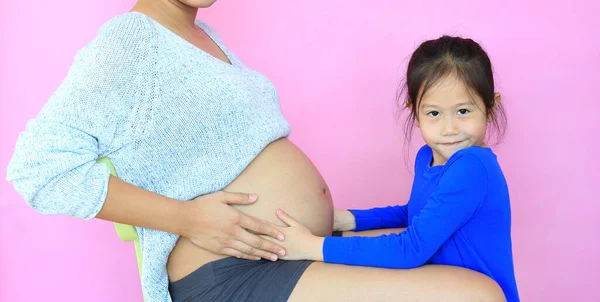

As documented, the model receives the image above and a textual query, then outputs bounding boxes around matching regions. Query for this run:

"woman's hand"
[180,191,287,261]
[262,209,325,261]
[333,209,356,232]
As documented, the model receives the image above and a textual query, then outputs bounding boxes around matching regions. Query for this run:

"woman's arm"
[98,176,286,260]
[97,176,188,235]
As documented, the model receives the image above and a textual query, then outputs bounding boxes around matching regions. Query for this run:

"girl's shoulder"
[447,146,497,167]
[415,144,433,170]
[414,145,498,169]
[414,145,498,175]
[443,146,503,181]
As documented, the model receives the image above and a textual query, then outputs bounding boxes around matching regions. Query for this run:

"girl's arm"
[346,204,409,231]
[273,153,488,268]
[323,153,487,268]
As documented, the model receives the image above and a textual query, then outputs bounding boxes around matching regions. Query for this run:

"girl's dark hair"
[398,35,507,148]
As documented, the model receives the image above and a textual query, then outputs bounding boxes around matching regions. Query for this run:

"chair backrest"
[96,157,144,297]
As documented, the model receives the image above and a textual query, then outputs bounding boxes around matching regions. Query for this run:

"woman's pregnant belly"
[167,138,334,281]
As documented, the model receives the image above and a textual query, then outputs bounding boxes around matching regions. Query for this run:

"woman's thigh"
[289,263,505,302]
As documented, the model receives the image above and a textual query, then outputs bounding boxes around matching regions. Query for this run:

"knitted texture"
[7,12,290,301]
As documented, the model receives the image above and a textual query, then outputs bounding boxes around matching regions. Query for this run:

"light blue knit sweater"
[6,12,290,301]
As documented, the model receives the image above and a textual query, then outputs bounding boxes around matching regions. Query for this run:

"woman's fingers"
[220,191,258,205]
[239,212,285,241]
[220,246,261,261]
[235,225,286,258]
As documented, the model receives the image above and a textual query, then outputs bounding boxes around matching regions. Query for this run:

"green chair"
[96,157,144,300]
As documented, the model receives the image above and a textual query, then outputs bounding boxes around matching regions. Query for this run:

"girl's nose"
[441,117,459,136]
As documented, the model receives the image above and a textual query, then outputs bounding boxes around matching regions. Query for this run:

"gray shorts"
[169,257,313,302]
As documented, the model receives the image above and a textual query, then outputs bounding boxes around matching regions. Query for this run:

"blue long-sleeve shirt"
[323,145,519,301]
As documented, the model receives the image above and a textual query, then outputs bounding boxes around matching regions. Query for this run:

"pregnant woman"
[7,0,505,301]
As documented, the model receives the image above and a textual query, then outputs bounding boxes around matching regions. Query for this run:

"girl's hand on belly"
[182,191,287,261]
[334,209,357,232]
[262,209,326,262]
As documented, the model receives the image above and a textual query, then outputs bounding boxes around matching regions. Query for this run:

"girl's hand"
[264,209,325,261]
[333,209,356,232]
[181,191,286,261]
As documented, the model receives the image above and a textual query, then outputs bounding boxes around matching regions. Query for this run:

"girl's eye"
[458,109,470,115]
[427,111,440,117]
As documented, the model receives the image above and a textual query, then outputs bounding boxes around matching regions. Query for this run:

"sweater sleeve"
[323,153,487,268]
[349,204,409,231]
[6,16,156,219]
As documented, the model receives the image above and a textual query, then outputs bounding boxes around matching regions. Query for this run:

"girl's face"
[416,75,496,166]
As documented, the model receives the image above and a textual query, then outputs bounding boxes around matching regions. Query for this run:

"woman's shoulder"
[71,12,158,72]
[96,12,156,41]
[46,12,159,118]
[75,12,156,59]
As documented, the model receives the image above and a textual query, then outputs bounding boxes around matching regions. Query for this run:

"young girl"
[271,36,520,301]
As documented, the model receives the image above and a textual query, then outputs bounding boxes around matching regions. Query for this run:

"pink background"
[1,1,599,301]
